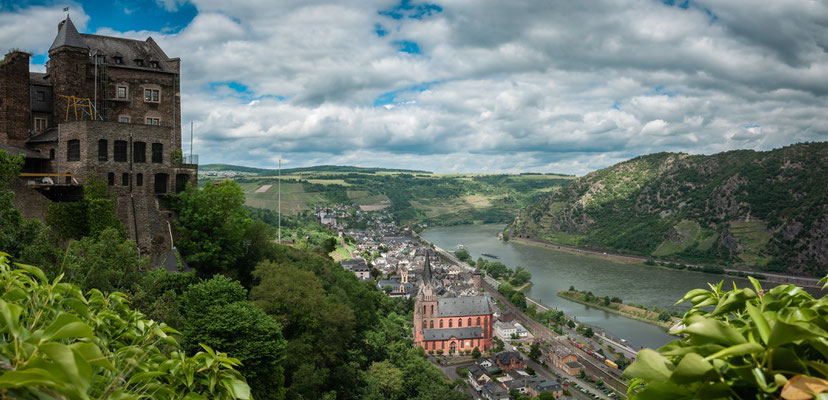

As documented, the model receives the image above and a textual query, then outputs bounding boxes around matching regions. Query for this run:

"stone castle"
[0,16,197,251]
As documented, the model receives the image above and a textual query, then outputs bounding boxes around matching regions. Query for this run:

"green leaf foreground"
[0,252,251,399]
[623,275,828,399]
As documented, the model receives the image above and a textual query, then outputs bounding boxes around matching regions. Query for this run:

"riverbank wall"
[557,291,677,330]
[511,237,822,289]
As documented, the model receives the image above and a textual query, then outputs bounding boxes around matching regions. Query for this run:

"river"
[422,223,764,350]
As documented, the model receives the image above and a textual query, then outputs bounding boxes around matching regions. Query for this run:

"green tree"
[583,327,594,338]
[180,275,287,399]
[61,227,145,293]
[529,342,542,361]
[472,347,481,359]
[624,277,828,399]
[602,296,611,306]
[47,177,125,240]
[171,181,252,275]
[567,320,576,329]
[0,252,251,399]
[383,284,393,294]
[365,360,404,400]
[455,249,471,262]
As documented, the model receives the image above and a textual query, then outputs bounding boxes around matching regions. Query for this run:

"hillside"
[200,166,575,226]
[508,142,828,276]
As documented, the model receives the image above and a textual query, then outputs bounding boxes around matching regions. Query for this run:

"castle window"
[136,173,143,186]
[34,118,47,132]
[98,139,108,161]
[152,143,163,163]
[146,118,160,125]
[96,55,105,64]
[49,149,55,160]
[154,173,168,194]
[36,91,45,102]
[144,89,159,103]
[114,140,127,162]
[113,56,123,65]
[117,86,127,99]
[67,140,80,161]
[134,59,144,67]
[122,173,129,186]
[133,141,146,163]
[119,117,129,123]
[150,61,159,69]
[107,172,114,186]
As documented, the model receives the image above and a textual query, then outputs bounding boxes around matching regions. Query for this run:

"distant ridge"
[508,142,828,276]
[199,164,432,175]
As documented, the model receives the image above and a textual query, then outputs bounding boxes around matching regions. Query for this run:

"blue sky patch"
[393,40,421,54]
[378,0,442,20]
[373,81,437,107]
[374,23,388,37]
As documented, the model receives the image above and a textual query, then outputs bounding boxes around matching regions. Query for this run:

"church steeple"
[422,250,433,286]
[49,16,88,52]
[417,250,436,301]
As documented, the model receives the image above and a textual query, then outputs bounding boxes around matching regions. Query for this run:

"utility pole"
[278,158,281,244]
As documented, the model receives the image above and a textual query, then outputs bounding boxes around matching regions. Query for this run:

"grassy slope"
[509,142,828,275]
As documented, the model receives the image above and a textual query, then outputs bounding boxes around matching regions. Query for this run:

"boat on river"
[481,253,500,259]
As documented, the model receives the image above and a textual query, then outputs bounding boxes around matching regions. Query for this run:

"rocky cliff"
[508,142,828,276]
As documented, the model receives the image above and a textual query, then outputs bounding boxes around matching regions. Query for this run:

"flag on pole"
[63,7,69,12]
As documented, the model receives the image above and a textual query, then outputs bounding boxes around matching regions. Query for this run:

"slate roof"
[81,34,176,73]
[50,16,88,51]
[422,326,483,341]
[495,351,523,365]
[27,128,58,144]
[533,380,562,392]
[565,361,583,370]
[0,144,49,159]
[342,258,369,272]
[29,72,51,86]
[438,296,491,317]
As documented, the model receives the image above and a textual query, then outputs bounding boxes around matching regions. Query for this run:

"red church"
[413,251,494,354]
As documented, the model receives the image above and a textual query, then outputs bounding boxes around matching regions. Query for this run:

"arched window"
[449,320,453,328]
[430,305,434,315]
[107,172,114,186]
[477,317,481,326]
[440,320,443,328]
[468,318,472,326]
[458,318,462,327]
[422,321,426,330]
[430,321,434,329]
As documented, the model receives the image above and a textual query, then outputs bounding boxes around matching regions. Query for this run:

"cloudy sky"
[2,0,827,174]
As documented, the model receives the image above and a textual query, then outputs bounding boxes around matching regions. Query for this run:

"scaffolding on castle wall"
[58,95,104,122]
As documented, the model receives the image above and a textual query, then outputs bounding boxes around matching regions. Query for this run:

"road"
[483,281,629,395]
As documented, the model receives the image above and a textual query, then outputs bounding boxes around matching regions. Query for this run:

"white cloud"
[3,1,827,175]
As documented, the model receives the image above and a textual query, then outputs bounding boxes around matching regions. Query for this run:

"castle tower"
[0,51,32,146]
[473,268,482,291]
[47,16,91,123]
[413,250,438,346]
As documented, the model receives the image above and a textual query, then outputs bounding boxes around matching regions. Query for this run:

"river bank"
[510,236,822,288]
[557,290,679,330]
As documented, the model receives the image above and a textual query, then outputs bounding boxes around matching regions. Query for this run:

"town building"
[0,16,196,250]
[549,341,584,375]
[413,251,494,353]
[494,351,525,371]
[341,258,370,280]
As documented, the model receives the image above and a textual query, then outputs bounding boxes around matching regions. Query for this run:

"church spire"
[422,249,433,286]
[50,16,88,52]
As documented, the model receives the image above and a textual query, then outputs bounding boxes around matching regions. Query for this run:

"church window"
[422,321,426,330]
[430,305,434,315]
[440,320,443,328]
[468,318,472,326]
[430,321,434,329]
[458,318,462,327]
[477,317,481,326]
[449,320,452,328]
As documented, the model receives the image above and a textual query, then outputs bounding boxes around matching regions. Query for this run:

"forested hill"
[508,142,828,276]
